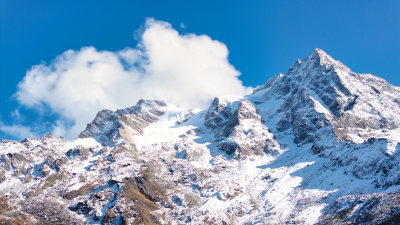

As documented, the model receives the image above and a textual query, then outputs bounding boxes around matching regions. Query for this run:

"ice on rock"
[1,49,400,224]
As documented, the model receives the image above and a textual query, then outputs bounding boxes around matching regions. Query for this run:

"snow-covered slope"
[1,49,400,224]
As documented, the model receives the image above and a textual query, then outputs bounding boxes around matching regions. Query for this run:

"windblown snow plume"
[15,18,248,139]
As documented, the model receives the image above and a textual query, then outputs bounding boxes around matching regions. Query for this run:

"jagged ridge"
[0,49,400,224]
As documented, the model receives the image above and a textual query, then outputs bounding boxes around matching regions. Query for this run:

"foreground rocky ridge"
[1,49,400,224]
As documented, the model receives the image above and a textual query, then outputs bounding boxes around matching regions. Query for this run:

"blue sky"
[0,0,399,140]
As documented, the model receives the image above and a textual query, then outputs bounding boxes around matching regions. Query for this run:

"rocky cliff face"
[0,49,399,224]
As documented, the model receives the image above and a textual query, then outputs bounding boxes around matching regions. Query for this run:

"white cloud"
[15,18,249,139]
[11,109,21,121]
[0,123,36,140]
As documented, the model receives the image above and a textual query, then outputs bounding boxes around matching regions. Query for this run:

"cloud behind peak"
[15,18,249,139]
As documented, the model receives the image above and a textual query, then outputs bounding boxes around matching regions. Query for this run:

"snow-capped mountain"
[1,49,400,224]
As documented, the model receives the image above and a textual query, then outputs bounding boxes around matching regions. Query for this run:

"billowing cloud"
[15,18,249,139]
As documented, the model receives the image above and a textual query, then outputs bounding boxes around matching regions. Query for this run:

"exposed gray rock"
[320,192,400,225]
[0,169,5,183]
[0,49,399,224]
[79,99,167,144]
[204,97,233,130]
[206,100,281,156]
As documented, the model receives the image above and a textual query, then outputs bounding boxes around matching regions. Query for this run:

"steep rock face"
[204,97,233,131]
[212,100,280,158]
[288,49,400,143]
[287,48,355,118]
[205,99,280,157]
[320,192,400,225]
[79,100,167,144]
[254,48,400,144]
[1,49,400,224]
[252,71,333,145]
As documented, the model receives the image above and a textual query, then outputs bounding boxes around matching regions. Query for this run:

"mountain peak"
[312,48,328,57]
[287,48,352,81]
[310,48,337,66]
[78,99,168,142]
[2,49,400,224]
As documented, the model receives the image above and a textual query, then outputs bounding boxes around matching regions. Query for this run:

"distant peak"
[137,99,167,107]
[288,48,336,74]
[311,48,336,65]
[312,48,327,56]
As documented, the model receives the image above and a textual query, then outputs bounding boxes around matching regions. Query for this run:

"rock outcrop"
[1,49,400,224]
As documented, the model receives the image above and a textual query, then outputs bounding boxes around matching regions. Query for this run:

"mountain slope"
[1,49,400,224]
